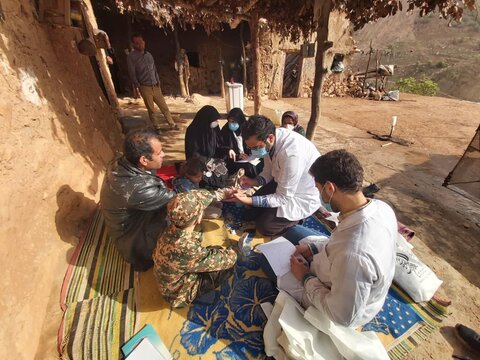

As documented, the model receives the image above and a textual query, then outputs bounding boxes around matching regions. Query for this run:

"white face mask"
[285,124,294,131]
[210,121,219,129]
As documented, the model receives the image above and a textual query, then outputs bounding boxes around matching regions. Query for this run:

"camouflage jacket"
[152,226,237,307]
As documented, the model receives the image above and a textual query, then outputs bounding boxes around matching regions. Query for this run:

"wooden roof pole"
[80,1,120,114]
[240,22,248,98]
[251,12,261,114]
[217,37,225,98]
[306,0,333,140]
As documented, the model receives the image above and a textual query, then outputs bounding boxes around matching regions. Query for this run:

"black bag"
[200,158,228,189]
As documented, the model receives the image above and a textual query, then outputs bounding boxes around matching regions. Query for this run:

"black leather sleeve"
[128,182,175,211]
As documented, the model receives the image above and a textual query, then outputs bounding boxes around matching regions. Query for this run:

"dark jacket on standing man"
[100,156,175,271]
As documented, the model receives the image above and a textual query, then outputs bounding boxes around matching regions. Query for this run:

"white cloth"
[264,291,389,360]
[232,132,244,154]
[259,128,321,221]
[304,199,397,327]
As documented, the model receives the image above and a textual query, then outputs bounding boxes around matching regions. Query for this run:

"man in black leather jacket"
[100,128,175,271]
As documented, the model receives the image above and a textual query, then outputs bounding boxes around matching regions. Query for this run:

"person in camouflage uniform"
[152,189,237,307]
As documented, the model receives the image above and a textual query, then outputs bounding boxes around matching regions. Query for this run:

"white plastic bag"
[394,234,442,302]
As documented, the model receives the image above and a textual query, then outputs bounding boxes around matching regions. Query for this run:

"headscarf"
[227,107,247,135]
[281,111,299,127]
[185,105,221,159]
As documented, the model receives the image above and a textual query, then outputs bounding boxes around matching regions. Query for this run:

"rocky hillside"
[351,9,480,102]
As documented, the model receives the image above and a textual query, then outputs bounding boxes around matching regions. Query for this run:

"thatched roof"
[112,0,477,39]
[111,0,314,41]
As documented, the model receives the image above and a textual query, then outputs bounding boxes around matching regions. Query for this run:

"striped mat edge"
[58,288,136,360]
[60,208,134,310]
[387,284,450,360]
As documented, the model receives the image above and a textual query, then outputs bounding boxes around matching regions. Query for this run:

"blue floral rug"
[178,251,276,359]
[135,204,449,359]
[167,204,331,359]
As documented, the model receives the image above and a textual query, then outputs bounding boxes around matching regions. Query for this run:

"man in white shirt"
[228,115,321,237]
[287,149,397,327]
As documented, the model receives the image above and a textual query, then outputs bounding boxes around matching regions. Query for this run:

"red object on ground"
[156,165,178,189]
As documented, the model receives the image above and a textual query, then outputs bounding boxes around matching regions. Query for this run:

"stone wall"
[258,10,355,100]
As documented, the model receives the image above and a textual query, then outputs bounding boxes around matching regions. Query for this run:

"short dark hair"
[131,32,143,41]
[241,115,276,142]
[124,128,159,166]
[309,150,364,193]
[184,157,205,177]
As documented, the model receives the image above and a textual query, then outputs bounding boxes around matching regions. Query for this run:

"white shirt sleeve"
[263,154,302,208]
[304,253,377,327]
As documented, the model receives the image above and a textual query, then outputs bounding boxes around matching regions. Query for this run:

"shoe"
[455,324,480,352]
[362,183,380,198]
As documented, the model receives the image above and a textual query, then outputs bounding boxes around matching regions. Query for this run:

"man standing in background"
[127,33,178,134]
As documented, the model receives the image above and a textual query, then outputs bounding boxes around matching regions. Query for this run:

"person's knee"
[255,219,280,237]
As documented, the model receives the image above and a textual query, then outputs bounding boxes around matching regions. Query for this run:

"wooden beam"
[240,21,248,98]
[251,12,261,114]
[362,40,373,92]
[241,0,259,13]
[306,0,333,140]
[218,38,225,98]
[80,2,120,113]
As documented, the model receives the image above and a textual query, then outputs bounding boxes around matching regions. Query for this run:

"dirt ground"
[119,92,480,360]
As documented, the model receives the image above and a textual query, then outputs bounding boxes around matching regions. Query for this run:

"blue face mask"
[228,122,240,132]
[320,183,334,212]
[251,147,268,159]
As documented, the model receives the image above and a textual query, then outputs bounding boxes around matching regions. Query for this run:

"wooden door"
[282,52,301,97]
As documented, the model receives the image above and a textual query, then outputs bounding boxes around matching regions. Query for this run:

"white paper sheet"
[126,338,167,360]
[257,237,296,277]
[235,155,261,166]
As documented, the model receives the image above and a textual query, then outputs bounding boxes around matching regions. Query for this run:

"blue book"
[122,324,171,359]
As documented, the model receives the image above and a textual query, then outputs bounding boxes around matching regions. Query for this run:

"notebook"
[126,338,165,360]
[122,324,172,360]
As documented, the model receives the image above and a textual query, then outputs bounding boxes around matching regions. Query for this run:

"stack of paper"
[257,237,296,277]
[257,237,309,304]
